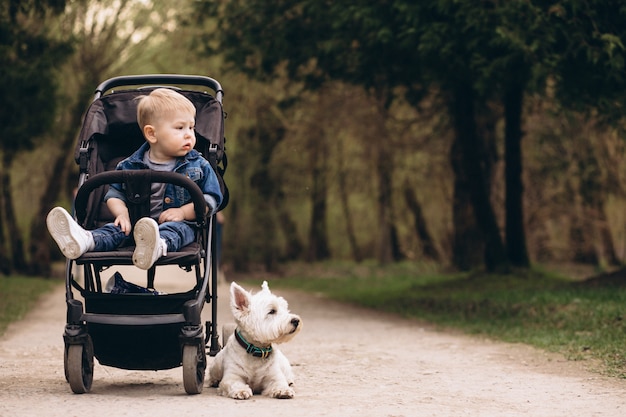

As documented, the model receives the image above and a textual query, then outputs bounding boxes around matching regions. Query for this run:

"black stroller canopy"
[74,87,226,166]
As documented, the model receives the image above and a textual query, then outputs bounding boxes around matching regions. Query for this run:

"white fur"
[208,281,302,399]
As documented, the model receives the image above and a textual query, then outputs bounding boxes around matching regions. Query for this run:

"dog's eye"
[268,308,276,315]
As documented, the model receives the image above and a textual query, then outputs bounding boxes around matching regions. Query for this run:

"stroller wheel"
[66,340,94,394]
[182,343,206,394]
[63,345,69,383]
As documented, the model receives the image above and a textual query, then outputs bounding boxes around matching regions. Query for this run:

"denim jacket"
[104,142,223,215]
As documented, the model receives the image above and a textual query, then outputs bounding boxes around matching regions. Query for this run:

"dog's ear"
[230,282,250,312]
[262,281,270,292]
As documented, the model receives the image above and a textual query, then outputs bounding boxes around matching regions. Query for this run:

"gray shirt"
[143,150,177,219]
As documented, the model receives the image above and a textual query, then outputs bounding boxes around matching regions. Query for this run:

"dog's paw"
[231,388,253,400]
[269,387,295,399]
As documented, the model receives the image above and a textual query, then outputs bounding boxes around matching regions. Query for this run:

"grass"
[246,261,626,379]
[0,275,60,336]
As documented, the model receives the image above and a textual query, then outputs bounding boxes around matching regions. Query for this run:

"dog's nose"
[291,318,300,328]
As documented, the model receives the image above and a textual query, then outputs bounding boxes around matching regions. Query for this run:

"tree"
[530,1,626,268]
[199,0,626,270]
[439,0,626,269]
[196,0,422,264]
[0,0,71,274]
[198,0,511,269]
[547,1,626,120]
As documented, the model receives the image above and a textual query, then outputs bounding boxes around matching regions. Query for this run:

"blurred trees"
[0,0,71,274]
[196,0,626,272]
[4,0,626,276]
[195,0,522,270]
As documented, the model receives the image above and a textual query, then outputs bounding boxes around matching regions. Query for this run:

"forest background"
[2,0,626,277]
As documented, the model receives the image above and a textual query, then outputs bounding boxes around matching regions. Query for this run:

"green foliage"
[547,0,626,118]
[266,262,626,378]
[203,0,626,116]
[0,0,72,156]
[199,0,417,89]
[0,275,58,336]
[3,0,66,18]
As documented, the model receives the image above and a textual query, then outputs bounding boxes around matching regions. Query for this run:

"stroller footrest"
[75,244,200,266]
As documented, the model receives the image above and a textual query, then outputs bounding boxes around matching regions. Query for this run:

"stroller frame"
[62,74,227,394]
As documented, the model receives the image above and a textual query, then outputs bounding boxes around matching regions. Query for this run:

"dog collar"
[234,328,273,359]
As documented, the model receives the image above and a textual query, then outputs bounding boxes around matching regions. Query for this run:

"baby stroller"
[62,74,228,394]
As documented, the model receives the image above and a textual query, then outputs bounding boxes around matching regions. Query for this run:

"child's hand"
[114,214,132,235]
[159,207,186,223]
[106,198,131,235]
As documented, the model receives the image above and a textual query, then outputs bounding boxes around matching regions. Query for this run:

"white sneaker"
[132,218,165,270]
[46,207,94,259]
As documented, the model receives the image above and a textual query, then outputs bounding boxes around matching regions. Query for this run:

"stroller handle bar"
[74,170,209,226]
[94,74,223,103]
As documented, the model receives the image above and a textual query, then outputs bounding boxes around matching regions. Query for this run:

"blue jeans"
[91,220,196,252]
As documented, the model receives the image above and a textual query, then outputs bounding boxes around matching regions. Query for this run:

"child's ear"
[143,125,157,143]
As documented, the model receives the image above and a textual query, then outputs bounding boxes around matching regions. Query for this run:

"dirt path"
[1,266,626,417]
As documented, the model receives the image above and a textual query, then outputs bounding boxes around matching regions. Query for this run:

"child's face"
[145,110,196,161]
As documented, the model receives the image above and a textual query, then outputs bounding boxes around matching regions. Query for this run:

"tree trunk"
[589,200,620,267]
[2,152,28,273]
[306,138,330,261]
[276,190,304,260]
[390,225,405,261]
[371,100,395,264]
[375,145,394,263]
[449,84,508,272]
[450,137,484,270]
[336,137,362,262]
[570,204,597,264]
[596,206,620,266]
[403,182,440,261]
[251,166,280,271]
[28,139,77,276]
[0,162,12,274]
[254,111,286,270]
[504,81,530,267]
[258,199,279,272]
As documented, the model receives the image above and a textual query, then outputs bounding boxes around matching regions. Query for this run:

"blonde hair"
[136,88,196,129]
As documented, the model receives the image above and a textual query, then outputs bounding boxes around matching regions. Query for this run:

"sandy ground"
[1,265,626,417]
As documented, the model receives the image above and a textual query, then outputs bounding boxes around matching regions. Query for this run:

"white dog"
[209,281,302,399]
